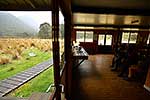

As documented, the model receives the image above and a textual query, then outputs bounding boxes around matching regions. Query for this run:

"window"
[106,35,112,45]
[129,33,138,43]
[76,31,84,42]
[122,32,130,43]
[98,35,105,45]
[76,31,93,42]
[85,31,93,42]
[122,32,138,43]
[98,34,112,45]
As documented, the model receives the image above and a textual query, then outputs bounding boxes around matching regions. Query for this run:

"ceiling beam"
[72,6,150,16]
[0,0,9,5]
[24,0,36,8]
[74,24,150,29]
[0,0,52,11]
[73,28,150,33]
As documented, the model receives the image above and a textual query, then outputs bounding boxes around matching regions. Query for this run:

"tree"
[38,22,52,39]
[59,24,64,39]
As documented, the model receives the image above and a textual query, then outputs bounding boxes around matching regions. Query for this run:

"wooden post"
[59,0,72,99]
[64,14,73,100]
[52,0,61,100]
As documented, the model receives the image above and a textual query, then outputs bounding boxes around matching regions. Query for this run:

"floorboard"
[72,54,150,100]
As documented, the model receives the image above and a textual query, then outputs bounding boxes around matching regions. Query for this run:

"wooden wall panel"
[137,31,149,46]
[71,29,76,41]
[144,65,150,92]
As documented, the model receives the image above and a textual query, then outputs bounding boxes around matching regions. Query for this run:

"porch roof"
[0,0,150,28]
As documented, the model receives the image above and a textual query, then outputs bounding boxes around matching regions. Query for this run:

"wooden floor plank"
[0,82,17,89]
[12,76,27,80]
[72,55,150,100]
[7,77,24,83]
[18,73,31,77]
[0,86,11,93]
[2,79,22,86]
[0,93,3,97]
[23,72,35,75]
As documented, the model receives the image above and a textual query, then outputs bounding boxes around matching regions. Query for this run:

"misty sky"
[0,11,64,26]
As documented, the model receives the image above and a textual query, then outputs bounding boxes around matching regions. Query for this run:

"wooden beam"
[74,28,150,33]
[0,0,52,11]
[59,0,73,99]
[52,0,61,100]
[60,0,72,17]
[74,24,150,29]
[5,0,13,4]
[24,0,36,8]
[43,0,48,6]
[14,0,27,8]
[0,0,9,5]
[64,14,73,100]
[72,5,150,16]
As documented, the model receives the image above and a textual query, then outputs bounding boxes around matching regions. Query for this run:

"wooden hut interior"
[0,0,150,100]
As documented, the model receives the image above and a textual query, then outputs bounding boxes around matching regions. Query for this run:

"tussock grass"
[0,48,51,80]
[0,38,53,80]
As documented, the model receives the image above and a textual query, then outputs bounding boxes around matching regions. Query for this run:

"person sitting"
[128,56,150,82]
[111,44,126,71]
[118,46,138,77]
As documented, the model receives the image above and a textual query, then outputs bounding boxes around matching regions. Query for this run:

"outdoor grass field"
[0,38,54,97]
[0,38,52,80]
[0,47,51,80]
[10,67,54,97]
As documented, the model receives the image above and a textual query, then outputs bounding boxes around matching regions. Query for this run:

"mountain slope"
[18,16,39,32]
[0,13,36,37]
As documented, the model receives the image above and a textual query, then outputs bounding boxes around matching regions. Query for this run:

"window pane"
[129,33,138,43]
[76,31,84,42]
[59,11,64,55]
[106,35,112,45]
[147,34,150,44]
[85,31,93,42]
[122,32,129,43]
[98,35,105,45]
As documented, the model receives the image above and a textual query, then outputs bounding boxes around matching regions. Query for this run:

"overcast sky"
[0,11,64,26]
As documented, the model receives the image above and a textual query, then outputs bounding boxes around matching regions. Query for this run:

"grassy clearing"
[10,67,54,97]
[0,48,51,80]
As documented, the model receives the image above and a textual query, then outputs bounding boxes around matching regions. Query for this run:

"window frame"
[98,34,112,46]
[85,31,94,42]
[98,34,105,45]
[76,31,94,42]
[121,32,138,44]
[76,31,85,42]
[105,34,113,45]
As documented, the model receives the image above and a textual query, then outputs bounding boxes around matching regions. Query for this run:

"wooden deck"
[0,59,53,97]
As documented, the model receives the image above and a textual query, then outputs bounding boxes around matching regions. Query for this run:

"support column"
[64,15,72,100]
[52,0,61,100]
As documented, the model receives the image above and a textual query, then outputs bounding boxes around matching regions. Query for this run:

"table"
[72,46,88,68]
